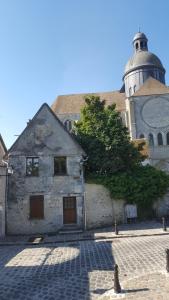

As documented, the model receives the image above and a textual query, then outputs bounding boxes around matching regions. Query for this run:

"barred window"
[26,157,39,176]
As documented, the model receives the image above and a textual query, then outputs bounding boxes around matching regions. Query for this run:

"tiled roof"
[132,77,169,97]
[51,91,126,114]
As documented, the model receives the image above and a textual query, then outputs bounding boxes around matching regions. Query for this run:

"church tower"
[123,32,166,97]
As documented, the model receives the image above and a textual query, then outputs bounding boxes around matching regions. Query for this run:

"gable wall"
[7,105,85,234]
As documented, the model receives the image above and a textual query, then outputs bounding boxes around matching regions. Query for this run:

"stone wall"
[154,190,169,217]
[7,155,84,235]
[0,166,6,236]
[7,104,85,235]
[85,183,125,229]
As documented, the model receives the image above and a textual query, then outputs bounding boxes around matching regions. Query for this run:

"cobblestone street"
[0,234,169,299]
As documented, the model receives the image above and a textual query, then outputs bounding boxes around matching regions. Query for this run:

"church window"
[166,132,169,145]
[129,87,132,96]
[148,133,154,146]
[139,134,144,138]
[149,71,154,78]
[64,120,72,131]
[30,195,44,219]
[157,133,163,146]
[136,42,138,50]
[140,41,143,48]
[26,157,39,176]
[54,157,67,175]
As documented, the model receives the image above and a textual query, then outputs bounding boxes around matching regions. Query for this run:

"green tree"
[74,95,143,175]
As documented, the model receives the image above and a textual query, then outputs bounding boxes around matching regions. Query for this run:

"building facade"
[52,32,169,171]
[0,135,7,237]
[7,104,86,234]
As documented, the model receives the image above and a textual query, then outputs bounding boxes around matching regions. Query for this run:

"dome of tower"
[133,32,148,42]
[123,32,166,97]
[124,51,165,75]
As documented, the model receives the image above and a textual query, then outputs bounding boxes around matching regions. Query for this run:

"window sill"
[29,218,44,220]
[53,174,68,176]
[26,175,39,177]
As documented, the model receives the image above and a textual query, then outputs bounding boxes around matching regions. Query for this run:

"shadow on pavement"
[0,238,115,300]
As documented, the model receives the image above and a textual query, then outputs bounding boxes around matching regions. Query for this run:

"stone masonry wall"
[0,166,6,236]
[7,155,84,235]
[85,183,125,229]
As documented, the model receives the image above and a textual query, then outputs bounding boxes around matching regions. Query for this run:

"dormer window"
[64,120,72,131]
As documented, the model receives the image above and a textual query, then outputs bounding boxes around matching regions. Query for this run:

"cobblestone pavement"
[0,235,169,299]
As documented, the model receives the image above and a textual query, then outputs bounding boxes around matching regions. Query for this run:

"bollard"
[114,264,121,293]
[115,220,118,235]
[162,217,167,231]
[166,249,169,273]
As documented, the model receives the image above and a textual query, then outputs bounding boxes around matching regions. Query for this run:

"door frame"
[63,196,77,225]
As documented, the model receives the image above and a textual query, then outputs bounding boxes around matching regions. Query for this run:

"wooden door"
[63,197,76,224]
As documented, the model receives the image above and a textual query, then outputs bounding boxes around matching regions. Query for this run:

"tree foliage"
[74,95,169,217]
[87,165,169,218]
[74,95,143,175]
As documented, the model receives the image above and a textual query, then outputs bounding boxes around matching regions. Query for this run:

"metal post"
[162,217,167,232]
[115,220,118,235]
[166,249,169,273]
[114,264,121,293]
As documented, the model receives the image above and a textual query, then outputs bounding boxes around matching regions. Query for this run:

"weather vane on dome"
[138,26,141,32]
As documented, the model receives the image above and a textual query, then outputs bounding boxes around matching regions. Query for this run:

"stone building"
[50,32,169,225]
[0,135,7,236]
[7,104,86,234]
[5,32,169,234]
[52,32,169,170]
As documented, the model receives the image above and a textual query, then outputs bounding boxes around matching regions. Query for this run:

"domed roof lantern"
[123,32,166,97]
[133,32,148,52]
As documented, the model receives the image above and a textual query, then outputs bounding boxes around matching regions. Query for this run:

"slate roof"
[51,91,126,114]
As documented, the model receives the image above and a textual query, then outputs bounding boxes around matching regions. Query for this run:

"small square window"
[26,157,39,176]
[54,157,67,175]
[30,195,44,219]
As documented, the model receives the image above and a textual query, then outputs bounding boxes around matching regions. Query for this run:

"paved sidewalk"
[0,235,169,299]
[100,272,169,300]
[0,220,168,246]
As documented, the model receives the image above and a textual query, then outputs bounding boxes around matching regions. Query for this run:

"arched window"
[157,132,163,146]
[64,120,72,131]
[129,87,132,96]
[166,132,169,145]
[148,133,154,146]
[139,134,144,138]
[136,42,138,50]
[133,85,136,93]
[140,41,143,48]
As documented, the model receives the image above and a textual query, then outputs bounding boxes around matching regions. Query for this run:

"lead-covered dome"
[125,51,165,75]
[123,32,166,97]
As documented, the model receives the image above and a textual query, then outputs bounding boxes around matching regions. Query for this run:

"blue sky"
[1,0,169,148]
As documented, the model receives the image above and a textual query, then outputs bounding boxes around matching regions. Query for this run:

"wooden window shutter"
[30,195,44,219]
